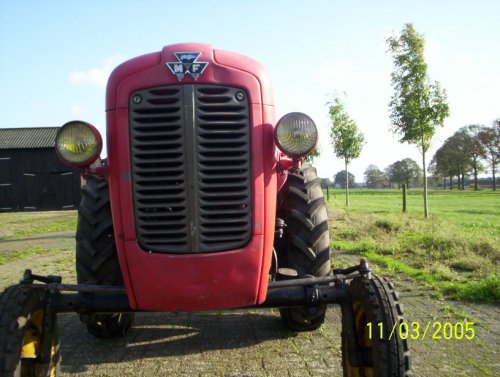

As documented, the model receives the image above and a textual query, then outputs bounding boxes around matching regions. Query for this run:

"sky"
[1,0,499,181]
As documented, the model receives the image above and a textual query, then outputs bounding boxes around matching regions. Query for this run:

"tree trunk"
[461,174,465,190]
[422,151,429,218]
[345,160,349,207]
[474,166,478,190]
[493,166,496,190]
[449,176,453,190]
[442,177,446,190]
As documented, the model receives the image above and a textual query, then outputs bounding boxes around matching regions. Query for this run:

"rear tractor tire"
[278,165,331,331]
[342,275,411,377]
[76,175,134,338]
[0,285,60,377]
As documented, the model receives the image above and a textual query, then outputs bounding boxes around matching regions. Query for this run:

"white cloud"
[68,55,124,87]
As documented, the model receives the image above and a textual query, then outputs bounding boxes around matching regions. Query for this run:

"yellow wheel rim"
[21,309,43,359]
[18,308,58,376]
[344,301,374,377]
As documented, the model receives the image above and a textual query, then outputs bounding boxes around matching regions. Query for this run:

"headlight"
[274,112,318,157]
[55,121,102,167]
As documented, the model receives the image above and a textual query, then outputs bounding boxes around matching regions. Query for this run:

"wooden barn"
[0,127,81,212]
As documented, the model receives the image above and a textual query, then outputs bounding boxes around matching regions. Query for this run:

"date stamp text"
[367,321,475,340]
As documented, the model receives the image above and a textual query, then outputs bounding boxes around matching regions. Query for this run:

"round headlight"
[55,121,102,167]
[274,112,318,157]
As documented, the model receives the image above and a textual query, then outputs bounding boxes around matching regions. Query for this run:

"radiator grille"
[129,85,251,253]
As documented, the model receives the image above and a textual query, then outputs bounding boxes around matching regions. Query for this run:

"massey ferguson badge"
[166,51,208,80]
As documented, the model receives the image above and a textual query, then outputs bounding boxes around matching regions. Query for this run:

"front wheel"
[76,175,134,338]
[277,165,331,331]
[0,285,60,377]
[342,275,411,377]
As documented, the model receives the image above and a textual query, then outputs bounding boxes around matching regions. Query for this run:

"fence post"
[402,183,407,213]
[327,185,330,202]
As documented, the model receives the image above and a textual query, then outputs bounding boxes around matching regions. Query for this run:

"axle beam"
[22,259,370,314]
[47,283,349,314]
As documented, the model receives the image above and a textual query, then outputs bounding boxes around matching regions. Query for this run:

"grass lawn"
[0,211,77,267]
[0,211,77,240]
[326,188,499,302]
[1,190,498,302]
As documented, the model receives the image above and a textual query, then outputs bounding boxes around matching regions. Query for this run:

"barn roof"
[0,127,59,149]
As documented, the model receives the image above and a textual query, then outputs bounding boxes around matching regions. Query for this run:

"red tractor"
[0,43,410,377]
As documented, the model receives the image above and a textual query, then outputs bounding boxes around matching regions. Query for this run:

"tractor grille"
[129,85,251,253]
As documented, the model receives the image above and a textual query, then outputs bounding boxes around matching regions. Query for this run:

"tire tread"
[342,275,411,377]
[0,285,60,376]
[277,165,331,331]
[76,175,134,338]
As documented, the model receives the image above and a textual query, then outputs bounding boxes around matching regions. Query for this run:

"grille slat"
[133,165,183,171]
[199,131,247,136]
[140,228,187,234]
[130,85,251,253]
[134,127,181,134]
[198,145,246,152]
[140,218,182,229]
[135,178,183,184]
[199,182,247,188]
[133,116,182,123]
[198,121,247,127]
[133,138,182,145]
[133,156,183,162]
[137,205,186,211]
[135,182,185,188]
[200,198,249,205]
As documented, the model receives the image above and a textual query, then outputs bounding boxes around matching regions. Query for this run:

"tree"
[449,130,472,190]
[432,131,472,190]
[387,23,449,217]
[385,158,422,188]
[428,151,449,189]
[304,147,320,164]
[328,96,364,206]
[430,136,464,190]
[320,178,332,189]
[384,165,396,188]
[333,170,356,189]
[364,164,386,188]
[458,125,485,190]
[477,121,499,190]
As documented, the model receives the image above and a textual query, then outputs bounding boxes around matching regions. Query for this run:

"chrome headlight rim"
[55,120,102,168]
[274,112,318,157]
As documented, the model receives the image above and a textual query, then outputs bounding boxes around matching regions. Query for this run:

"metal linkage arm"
[51,291,132,313]
[259,284,349,308]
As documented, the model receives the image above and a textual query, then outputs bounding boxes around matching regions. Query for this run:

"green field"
[326,188,499,302]
[0,211,76,240]
[0,189,498,303]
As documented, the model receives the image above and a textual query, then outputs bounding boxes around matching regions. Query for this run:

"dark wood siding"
[0,148,81,211]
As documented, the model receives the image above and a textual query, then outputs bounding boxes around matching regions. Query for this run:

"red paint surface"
[105,43,277,310]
